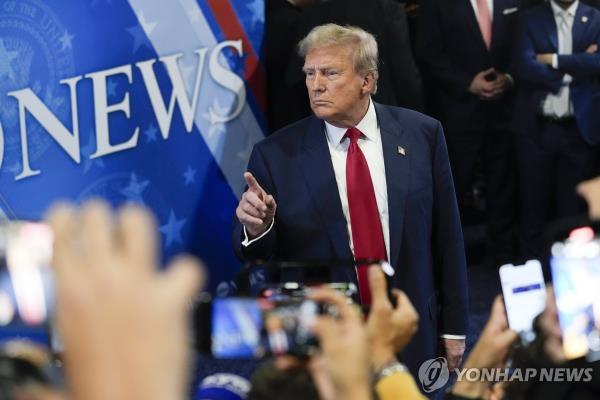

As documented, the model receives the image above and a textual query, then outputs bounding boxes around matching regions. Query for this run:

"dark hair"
[247,360,320,400]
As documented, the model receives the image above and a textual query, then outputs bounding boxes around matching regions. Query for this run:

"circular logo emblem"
[418,357,450,393]
[0,0,75,173]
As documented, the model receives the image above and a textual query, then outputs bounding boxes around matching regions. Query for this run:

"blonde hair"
[298,23,379,93]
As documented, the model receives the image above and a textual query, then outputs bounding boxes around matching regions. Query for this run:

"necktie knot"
[345,127,362,144]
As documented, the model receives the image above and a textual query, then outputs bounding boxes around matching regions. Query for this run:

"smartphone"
[499,260,546,340]
[259,282,358,302]
[0,221,54,345]
[194,296,332,359]
[550,227,600,360]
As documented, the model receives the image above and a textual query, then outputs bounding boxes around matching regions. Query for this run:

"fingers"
[244,191,268,213]
[265,195,277,214]
[576,176,600,197]
[118,205,158,274]
[497,328,519,349]
[46,203,78,277]
[237,190,277,232]
[244,172,264,196]
[368,265,390,307]
[165,255,206,306]
[480,67,496,76]
[240,201,265,219]
[309,288,356,322]
[236,208,263,227]
[393,289,418,320]
[80,200,116,268]
[311,315,337,343]
[488,295,509,329]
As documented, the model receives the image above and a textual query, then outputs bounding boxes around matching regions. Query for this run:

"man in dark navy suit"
[232,24,469,382]
[513,0,600,259]
[416,0,522,267]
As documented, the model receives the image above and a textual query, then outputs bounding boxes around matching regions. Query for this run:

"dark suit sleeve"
[432,121,469,336]
[383,1,424,111]
[415,0,474,99]
[557,47,600,78]
[231,144,278,261]
[514,13,564,92]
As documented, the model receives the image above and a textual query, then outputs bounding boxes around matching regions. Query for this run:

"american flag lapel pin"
[397,146,406,156]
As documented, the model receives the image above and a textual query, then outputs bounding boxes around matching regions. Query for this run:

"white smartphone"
[499,260,547,339]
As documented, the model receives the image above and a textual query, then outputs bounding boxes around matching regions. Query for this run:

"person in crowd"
[502,289,600,400]
[46,201,205,400]
[446,296,519,400]
[232,23,469,377]
[278,0,424,130]
[247,265,423,400]
[0,340,66,400]
[578,176,600,219]
[523,0,600,9]
[266,0,316,132]
[416,0,521,268]
[195,373,251,400]
[512,0,600,260]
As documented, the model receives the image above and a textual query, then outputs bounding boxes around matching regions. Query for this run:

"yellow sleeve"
[375,371,427,400]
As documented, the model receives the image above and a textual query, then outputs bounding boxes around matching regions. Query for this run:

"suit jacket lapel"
[463,0,489,51]
[375,103,410,270]
[572,4,591,53]
[299,116,353,261]
[491,0,506,51]
[541,3,559,51]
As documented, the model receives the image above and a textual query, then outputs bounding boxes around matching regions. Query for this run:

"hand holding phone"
[499,260,546,340]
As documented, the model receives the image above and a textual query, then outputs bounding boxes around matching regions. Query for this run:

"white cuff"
[505,73,514,86]
[440,334,466,340]
[551,54,558,69]
[241,219,274,247]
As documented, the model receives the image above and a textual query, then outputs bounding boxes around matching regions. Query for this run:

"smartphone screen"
[550,227,600,360]
[210,297,319,359]
[0,221,54,345]
[499,260,546,337]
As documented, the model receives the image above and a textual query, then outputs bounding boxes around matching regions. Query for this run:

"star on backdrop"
[59,31,75,50]
[183,166,197,185]
[120,172,149,204]
[159,209,187,248]
[144,123,158,143]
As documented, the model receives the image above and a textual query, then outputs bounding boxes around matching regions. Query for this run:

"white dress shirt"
[470,0,494,21]
[324,99,391,262]
[543,0,578,118]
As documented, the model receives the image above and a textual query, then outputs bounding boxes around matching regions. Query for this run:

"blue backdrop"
[0,0,266,294]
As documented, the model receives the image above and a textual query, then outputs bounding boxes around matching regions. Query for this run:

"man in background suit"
[416,0,521,267]
[523,0,600,9]
[266,0,315,132]
[278,0,424,131]
[233,24,469,383]
[512,0,600,259]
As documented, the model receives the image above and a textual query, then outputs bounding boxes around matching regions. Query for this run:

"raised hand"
[236,172,277,238]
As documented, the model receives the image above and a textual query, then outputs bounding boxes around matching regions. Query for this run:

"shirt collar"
[324,99,378,147]
[551,0,579,18]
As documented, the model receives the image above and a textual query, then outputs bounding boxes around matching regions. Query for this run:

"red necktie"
[476,0,492,49]
[345,127,387,305]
